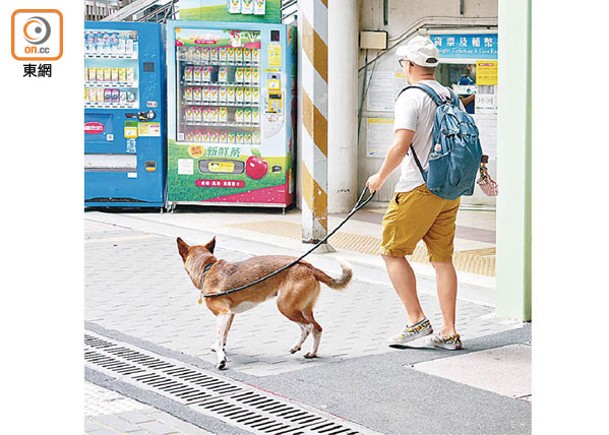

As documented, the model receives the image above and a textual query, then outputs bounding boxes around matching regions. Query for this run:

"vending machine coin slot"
[138,110,156,121]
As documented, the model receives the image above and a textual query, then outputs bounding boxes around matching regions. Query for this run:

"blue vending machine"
[84,21,166,209]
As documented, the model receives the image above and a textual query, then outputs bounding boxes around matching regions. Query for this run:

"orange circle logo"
[23,16,51,45]
[188,145,205,159]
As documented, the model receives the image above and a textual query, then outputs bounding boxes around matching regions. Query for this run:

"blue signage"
[429,33,498,60]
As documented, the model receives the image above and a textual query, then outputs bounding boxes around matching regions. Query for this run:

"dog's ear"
[204,236,216,254]
[177,237,190,261]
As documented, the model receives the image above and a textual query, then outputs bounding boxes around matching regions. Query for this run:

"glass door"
[84,29,139,109]
[174,28,261,150]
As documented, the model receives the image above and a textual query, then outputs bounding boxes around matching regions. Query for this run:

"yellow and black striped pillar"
[298,0,328,244]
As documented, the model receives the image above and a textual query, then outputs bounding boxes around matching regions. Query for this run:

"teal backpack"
[398,83,483,200]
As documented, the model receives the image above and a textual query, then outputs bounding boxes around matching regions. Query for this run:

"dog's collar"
[197,260,216,304]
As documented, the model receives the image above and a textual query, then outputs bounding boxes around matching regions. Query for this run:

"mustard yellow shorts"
[380,184,460,262]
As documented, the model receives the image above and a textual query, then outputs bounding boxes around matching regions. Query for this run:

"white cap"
[396,36,440,67]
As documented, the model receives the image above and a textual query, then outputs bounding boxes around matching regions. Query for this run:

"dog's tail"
[308,258,352,290]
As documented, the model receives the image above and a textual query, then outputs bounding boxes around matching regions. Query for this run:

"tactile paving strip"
[226,220,496,276]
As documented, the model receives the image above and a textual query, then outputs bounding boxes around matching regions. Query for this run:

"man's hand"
[366,173,385,193]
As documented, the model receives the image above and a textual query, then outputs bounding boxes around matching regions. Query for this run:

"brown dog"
[177,237,352,369]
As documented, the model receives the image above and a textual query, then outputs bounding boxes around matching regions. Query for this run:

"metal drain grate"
[85,331,378,435]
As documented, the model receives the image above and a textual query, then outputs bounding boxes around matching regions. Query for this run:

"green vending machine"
[165,8,297,209]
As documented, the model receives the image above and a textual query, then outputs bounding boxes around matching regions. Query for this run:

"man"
[457,64,476,114]
[365,36,462,351]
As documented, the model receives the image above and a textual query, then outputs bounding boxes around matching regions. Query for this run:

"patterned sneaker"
[388,318,433,348]
[427,333,462,350]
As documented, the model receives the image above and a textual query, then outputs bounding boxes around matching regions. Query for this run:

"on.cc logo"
[11,9,63,61]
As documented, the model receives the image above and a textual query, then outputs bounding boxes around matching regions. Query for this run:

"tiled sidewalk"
[85,382,212,434]
[84,212,530,435]
[85,219,517,377]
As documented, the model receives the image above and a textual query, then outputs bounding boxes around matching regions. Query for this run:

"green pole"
[496,0,532,321]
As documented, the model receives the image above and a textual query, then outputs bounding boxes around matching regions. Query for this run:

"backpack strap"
[447,88,460,106]
[397,83,458,106]
[395,83,447,181]
[410,145,427,182]
[409,83,444,106]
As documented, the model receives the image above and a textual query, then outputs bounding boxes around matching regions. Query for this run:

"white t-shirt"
[393,80,457,193]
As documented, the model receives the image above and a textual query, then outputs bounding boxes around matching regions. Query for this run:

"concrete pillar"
[298,0,329,244]
[496,0,532,321]
[328,0,359,213]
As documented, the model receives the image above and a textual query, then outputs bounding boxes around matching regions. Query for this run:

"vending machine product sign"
[179,0,281,23]
[166,21,296,208]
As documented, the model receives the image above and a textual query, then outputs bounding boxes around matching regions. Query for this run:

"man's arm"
[366,128,415,193]
[460,94,475,106]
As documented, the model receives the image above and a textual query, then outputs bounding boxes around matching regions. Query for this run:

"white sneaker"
[388,318,433,348]
[427,333,462,350]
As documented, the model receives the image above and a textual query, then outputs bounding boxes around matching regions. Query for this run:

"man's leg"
[380,187,444,345]
[422,192,460,339]
[382,254,426,325]
[431,261,458,337]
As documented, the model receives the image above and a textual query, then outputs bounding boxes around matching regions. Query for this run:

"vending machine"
[84,21,166,209]
[165,20,296,209]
